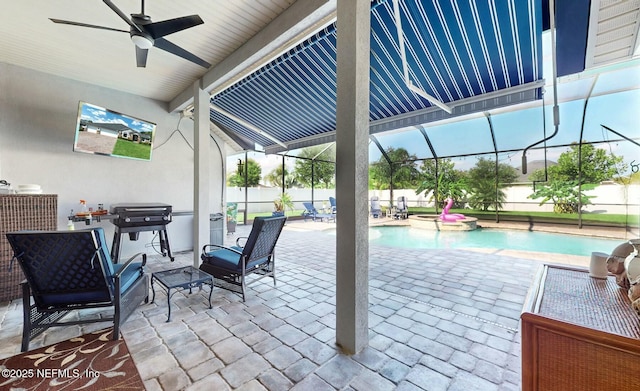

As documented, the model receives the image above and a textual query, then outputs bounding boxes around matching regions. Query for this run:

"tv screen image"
[73,101,156,161]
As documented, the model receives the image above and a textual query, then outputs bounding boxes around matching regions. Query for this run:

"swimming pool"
[369,226,622,257]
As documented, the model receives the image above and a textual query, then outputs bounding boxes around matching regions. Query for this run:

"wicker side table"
[521,264,640,391]
[0,194,57,302]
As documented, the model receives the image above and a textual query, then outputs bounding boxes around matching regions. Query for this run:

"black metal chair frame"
[6,229,149,351]
[200,216,286,301]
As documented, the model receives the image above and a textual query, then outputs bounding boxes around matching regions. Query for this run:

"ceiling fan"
[50,0,210,68]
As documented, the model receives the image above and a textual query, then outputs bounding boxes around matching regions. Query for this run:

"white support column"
[193,81,211,266]
[335,0,369,354]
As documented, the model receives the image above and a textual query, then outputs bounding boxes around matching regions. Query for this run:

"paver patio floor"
[1,218,623,390]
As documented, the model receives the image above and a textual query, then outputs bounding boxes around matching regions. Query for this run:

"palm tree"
[468,179,506,211]
[265,166,298,188]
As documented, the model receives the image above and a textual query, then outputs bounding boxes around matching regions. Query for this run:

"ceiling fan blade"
[49,18,128,33]
[135,46,148,67]
[145,15,204,39]
[154,37,210,68]
[103,0,142,33]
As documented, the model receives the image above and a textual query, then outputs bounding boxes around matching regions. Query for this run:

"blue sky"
[367,31,640,174]
[368,82,640,173]
[79,102,156,134]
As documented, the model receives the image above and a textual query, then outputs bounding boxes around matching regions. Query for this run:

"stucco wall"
[0,63,225,257]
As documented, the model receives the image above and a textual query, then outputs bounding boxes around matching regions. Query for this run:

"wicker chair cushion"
[202,246,267,272]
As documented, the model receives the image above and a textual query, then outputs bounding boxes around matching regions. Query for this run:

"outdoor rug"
[0,328,144,390]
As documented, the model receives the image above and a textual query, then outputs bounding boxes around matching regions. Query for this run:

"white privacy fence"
[227,183,639,216]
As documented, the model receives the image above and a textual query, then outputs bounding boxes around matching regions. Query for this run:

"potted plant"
[226,202,238,233]
[273,192,294,217]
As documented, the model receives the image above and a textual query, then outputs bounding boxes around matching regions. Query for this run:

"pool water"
[369,226,622,257]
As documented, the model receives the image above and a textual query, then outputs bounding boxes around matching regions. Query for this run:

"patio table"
[151,266,213,322]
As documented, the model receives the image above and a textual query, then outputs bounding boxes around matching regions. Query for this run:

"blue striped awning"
[210,0,543,152]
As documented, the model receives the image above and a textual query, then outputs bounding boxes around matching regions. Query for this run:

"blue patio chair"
[200,215,286,301]
[6,228,149,351]
[394,196,408,219]
[302,202,336,222]
[329,197,337,214]
[370,196,382,218]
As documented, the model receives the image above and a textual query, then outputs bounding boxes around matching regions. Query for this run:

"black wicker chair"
[200,215,286,301]
[6,228,149,351]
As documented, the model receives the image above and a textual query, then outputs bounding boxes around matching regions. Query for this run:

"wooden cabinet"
[521,264,640,391]
[0,194,57,302]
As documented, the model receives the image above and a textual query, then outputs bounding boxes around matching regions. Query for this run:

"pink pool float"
[439,198,466,222]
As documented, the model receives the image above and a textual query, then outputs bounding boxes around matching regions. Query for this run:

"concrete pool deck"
[288,217,601,272]
[0,218,636,390]
[344,215,635,267]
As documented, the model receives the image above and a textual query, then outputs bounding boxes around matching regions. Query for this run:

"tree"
[528,180,596,213]
[615,169,640,185]
[293,146,335,188]
[528,166,552,182]
[468,179,507,211]
[527,143,623,213]
[227,158,261,187]
[265,165,298,188]
[531,143,624,184]
[466,157,518,211]
[468,157,519,184]
[369,147,419,190]
[415,158,467,205]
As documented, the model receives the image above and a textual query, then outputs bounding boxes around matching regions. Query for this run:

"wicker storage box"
[0,194,57,302]
[521,264,640,391]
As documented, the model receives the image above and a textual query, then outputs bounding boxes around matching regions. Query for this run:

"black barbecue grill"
[110,203,174,262]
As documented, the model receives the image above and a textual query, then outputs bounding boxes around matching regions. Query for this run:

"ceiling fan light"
[131,35,154,49]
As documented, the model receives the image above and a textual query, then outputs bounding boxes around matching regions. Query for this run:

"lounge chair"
[6,228,149,351]
[200,215,286,301]
[302,202,336,222]
[394,196,408,219]
[370,196,382,218]
[329,197,337,214]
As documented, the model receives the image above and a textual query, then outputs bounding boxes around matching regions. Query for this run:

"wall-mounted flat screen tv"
[73,101,156,161]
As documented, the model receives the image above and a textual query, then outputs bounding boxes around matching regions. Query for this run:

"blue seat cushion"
[94,227,116,276]
[95,227,143,293]
[202,246,268,272]
[112,262,144,293]
[38,263,142,308]
[40,290,111,307]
